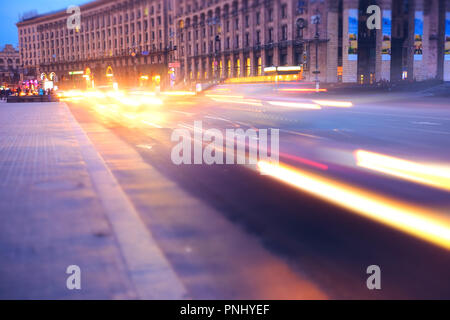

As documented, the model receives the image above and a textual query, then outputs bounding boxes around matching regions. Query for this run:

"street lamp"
[215,35,221,82]
[209,16,221,83]
[312,10,321,93]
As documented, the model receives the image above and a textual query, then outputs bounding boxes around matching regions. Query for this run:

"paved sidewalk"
[0,102,185,299]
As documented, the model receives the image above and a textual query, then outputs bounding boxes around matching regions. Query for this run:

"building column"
[239,51,245,77]
[184,56,189,82]
[414,0,438,81]
[342,0,359,83]
[206,55,211,80]
[422,0,440,80]
[376,0,393,81]
[326,0,339,83]
[444,0,450,81]
[249,50,256,76]
[273,47,279,67]
[412,0,426,81]
[230,55,236,78]
[220,54,226,80]
[194,58,199,81]
[287,45,295,66]
[261,48,267,72]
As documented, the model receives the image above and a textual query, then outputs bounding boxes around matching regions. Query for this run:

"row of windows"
[176,0,287,17]
[0,59,20,64]
[180,21,292,54]
[180,4,287,31]
[21,19,170,44]
[23,27,165,50]
[19,0,172,34]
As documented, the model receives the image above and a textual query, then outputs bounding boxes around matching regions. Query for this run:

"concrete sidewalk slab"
[0,102,186,299]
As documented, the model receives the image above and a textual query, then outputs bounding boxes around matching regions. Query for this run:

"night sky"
[0,0,87,48]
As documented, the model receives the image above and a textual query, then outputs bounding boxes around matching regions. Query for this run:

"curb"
[63,103,188,300]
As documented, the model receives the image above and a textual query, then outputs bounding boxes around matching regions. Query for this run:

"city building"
[16,0,450,87]
[16,0,177,89]
[175,0,314,82]
[0,45,20,87]
[175,0,450,84]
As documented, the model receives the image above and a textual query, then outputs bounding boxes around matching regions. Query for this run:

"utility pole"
[312,10,321,93]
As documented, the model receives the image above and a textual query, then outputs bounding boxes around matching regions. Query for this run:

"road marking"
[282,129,326,140]
[204,115,232,123]
[411,121,441,126]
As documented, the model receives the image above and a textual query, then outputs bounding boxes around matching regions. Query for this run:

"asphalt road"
[68,83,450,299]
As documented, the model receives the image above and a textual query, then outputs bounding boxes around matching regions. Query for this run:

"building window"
[281,4,287,19]
[297,1,307,14]
[282,25,288,41]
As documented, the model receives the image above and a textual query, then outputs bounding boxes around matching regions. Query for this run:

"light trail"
[355,150,450,192]
[210,97,263,107]
[279,153,329,171]
[278,88,328,93]
[312,100,353,108]
[161,91,196,96]
[205,94,245,99]
[258,161,450,250]
[268,101,321,110]
[141,120,163,128]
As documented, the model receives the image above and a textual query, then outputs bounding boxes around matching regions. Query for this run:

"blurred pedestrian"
[0,88,5,100]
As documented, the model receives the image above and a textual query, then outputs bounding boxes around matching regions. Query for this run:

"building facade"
[16,0,450,87]
[0,45,20,87]
[175,0,450,84]
[17,0,177,89]
[175,0,316,82]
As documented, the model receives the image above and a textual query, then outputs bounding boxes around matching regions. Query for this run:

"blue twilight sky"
[0,0,87,48]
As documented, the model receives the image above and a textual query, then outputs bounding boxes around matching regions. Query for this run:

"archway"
[106,66,114,86]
